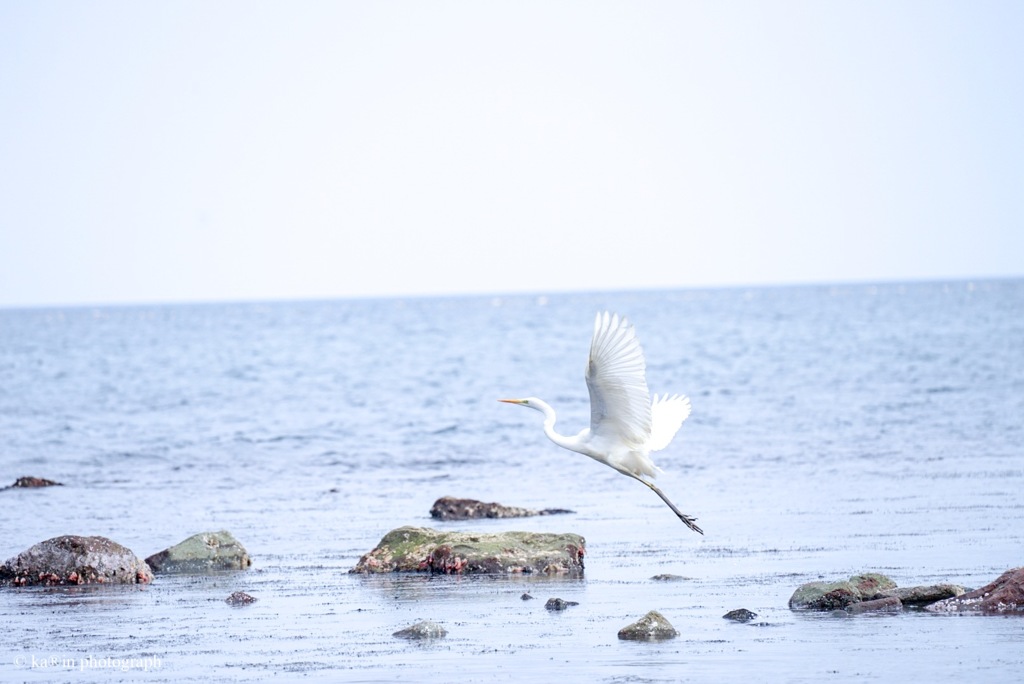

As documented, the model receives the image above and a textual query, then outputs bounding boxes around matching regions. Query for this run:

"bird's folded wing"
[647,393,691,452]
[586,312,652,446]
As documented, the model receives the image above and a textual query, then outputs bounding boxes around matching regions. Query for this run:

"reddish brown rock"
[429,496,572,521]
[846,596,903,614]
[2,476,63,490]
[225,591,257,605]
[926,568,1024,614]
[850,573,897,599]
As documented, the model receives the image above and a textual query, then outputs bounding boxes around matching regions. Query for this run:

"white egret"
[501,312,702,534]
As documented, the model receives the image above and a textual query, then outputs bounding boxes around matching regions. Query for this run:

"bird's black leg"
[640,480,704,535]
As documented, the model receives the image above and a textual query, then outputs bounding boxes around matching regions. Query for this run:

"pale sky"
[1,1,1022,308]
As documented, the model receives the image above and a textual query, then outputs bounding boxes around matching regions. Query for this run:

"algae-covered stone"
[849,573,897,599]
[146,531,251,574]
[788,580,861,610]
[349,526,585,575]
[617,610,679,641]
[0,535,153,586]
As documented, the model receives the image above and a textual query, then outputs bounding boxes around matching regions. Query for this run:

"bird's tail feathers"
[647,393,691,452]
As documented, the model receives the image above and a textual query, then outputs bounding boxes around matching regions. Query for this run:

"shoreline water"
[2,280,1022,681]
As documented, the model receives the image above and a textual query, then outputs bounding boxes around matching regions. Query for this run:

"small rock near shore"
[429,496,573,520]
[145,531,252,574]
[350,526,585,575]
[393,620,447,640]
[617,610,679,641]
[225,591,257,605]
[0,535,153,586]
[926,568,1024,614]
[521,593,534,600]
[723,608,757,622]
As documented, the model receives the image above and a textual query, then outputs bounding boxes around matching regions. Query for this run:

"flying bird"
[501,312,702,534]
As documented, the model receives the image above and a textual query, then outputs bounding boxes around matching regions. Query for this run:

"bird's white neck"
[528,398,583,453]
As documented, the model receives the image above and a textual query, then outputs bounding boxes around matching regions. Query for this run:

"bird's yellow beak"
[499,398,525,404]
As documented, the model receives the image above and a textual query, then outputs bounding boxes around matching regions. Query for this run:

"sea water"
[1,280,1022,682]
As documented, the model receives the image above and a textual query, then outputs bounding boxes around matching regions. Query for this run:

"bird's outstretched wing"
[586,312,652,446]
[647,393,691,452]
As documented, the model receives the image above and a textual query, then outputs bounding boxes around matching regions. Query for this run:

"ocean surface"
[1,280,1022,682]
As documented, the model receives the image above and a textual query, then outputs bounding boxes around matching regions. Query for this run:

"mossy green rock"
[617,610,679,641]
[145,531,252,574]
[349,526,585,575]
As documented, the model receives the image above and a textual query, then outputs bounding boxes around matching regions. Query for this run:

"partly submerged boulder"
[723,608,758,622]
[145,531,251,574]
[545,597,579,611]
[430,496,573,521]
[926,568,1024,614]
[846,596,903,614]
[349,526,585,575]
[393,620,447,640]
[789,579,862,610]
[617,610,679,641]
[789,573,897,610]
[0,535,153,586]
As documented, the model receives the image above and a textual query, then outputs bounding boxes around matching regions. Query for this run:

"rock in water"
[2,476,63,490]
[225,591,257,605]
[0,536,153,586]
[429,496,573,520]
[545,598,579,611]
[393,620,447,639]
[877,584,966,606]
[846,596,903,614]
[349,526,585,575]
[850,573,898,598]
[145,531,252,574]
[789,573,897,610]
[926,568,1024,614]
[788,580,861,610]
[723,609,757,622]
[618,610,679,641]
